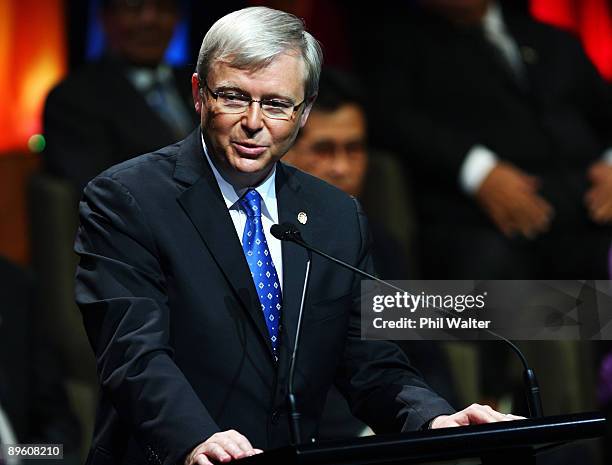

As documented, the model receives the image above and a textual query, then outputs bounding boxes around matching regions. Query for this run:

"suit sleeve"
[334,198,455,432]
[74,176,219,465]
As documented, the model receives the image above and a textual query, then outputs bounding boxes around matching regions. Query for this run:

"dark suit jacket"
[360,5,612,277]
[74,129,453,465]
[43,57,198,192]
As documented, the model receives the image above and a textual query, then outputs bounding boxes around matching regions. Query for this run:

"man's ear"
[299,94,317,128]
[191,73,202,114]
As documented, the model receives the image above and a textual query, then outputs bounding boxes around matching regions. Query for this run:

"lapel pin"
[297,212,308,225]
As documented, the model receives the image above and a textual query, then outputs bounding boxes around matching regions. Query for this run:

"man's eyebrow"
[215,85,248,94]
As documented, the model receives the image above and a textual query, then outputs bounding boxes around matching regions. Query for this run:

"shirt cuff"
[459,145,499,194]
[602,148,612,164]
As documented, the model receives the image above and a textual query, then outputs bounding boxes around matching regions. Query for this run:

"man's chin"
[232,156,274,174]
[227,158,276,185]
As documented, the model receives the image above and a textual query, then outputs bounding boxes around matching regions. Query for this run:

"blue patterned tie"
[240,189,282,358]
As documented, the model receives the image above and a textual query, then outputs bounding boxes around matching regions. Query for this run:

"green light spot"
[28,134,46,153]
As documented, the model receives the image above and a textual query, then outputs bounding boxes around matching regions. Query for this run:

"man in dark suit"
[44,0,197,193]
[75,7,517,465]
[360,0,612,280]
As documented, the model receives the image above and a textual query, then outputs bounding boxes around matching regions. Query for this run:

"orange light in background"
[531,0,612,82]
[0,0,66,153]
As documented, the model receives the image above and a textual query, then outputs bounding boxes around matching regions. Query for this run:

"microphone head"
[270,222,302,242]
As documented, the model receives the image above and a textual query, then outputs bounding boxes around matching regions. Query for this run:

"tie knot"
[240,189,262,218]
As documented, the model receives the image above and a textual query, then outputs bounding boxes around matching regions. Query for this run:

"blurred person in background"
[44,0,197,193]
[284,69,458,439]
[354,0,612,419]
[284,68,409,280]
[359,0,612,281]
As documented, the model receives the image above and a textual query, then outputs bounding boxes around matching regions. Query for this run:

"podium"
[238,412,606,465]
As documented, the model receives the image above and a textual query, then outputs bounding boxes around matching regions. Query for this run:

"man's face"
[283,103,368,197]
[102,0,179,66]
[421,0,490,24]
[191,53,313,186]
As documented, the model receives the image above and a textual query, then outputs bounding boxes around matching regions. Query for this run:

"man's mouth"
[231,142,268,157]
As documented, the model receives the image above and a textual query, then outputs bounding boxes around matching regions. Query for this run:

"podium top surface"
[238,412,606,465]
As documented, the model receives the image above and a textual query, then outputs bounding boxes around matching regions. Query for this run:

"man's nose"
[138,3,162,22]
[241,102,264,133]
[330,150,352,176]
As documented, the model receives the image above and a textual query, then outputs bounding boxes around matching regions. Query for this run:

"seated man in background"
[353,0,612,417]
[284,69,459,438]
[358,0,612,280]
[283,68,410,280]
[44,0,197,193]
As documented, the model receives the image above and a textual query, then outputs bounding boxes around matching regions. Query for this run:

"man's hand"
[475,162,553,239]
[430,403,524,428]
[585,161,612,224]
[185,430,263,465]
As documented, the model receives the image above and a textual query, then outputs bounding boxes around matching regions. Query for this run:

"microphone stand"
[287,250,312,445]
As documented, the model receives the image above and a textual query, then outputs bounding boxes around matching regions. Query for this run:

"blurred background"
[1,0,612,463]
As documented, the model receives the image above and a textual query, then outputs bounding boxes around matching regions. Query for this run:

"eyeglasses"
[201,80,305,121]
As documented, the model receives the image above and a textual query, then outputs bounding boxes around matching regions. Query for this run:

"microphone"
[271,222,543,419]
[271,223,312,445]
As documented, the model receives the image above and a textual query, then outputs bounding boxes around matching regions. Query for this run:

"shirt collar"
[482,1,504,34]
[126,64,173,92]
[200,133,278,223]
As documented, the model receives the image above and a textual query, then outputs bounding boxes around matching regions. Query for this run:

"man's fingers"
[215,439,255,459]
[432,405,525,429]
[511,193,553,238]
[186,430,262,465]
[482,404,510,422]
[518,173,540,191]
[227,430,257,455]
[203,443,232,462]
[194,454,214,465]
[467,404,500,423]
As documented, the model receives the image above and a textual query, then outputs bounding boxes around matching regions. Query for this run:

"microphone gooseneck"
[273,221,312,444]
[287,253,311,445]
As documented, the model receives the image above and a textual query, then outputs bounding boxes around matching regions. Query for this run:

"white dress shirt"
[201,135,283,289]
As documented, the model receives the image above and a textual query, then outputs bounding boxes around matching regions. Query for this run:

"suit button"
[272,410,280,424]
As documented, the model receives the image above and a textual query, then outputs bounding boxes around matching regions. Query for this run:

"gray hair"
[196,7,323,99]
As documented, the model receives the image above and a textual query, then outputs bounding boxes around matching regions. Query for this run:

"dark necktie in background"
[479,22,529,90]
[145,73,194,139]
[127,66,194,139]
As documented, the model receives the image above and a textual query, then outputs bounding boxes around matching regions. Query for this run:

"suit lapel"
[175,130,275,358]
[275,164,313,364]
